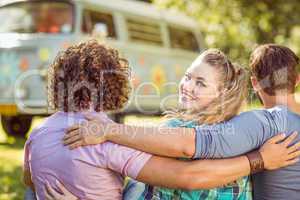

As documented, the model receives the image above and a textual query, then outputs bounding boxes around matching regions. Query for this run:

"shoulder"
[100,141,142,154]
[161,118,184,127]
[24,125,48,152]
[251,105,290,123]
[228,108,272,123]
[162,118,197,127]
[225,106,290,130]
[26,126,48,143]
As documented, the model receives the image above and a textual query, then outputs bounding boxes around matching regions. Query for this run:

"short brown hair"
[250,44,299,95]
[48,40,131,112]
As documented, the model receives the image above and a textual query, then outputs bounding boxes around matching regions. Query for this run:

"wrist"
[104,122,119,141]
[246,150,264,174]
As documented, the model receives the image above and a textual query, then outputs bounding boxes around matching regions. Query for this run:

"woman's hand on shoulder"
[44,180,77,200]
[259,131,300,170]
[63,113,114,149]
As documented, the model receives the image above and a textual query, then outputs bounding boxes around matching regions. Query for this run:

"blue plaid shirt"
[123,119,252,200]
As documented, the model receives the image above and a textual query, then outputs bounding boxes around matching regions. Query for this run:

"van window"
[82,10,117,39]
[169,27,199,52]
[0,1,74,34]
[126,19,163,46]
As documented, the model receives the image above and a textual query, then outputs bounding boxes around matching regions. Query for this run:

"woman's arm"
[48,133,300,199]
[138,132,300,189]
[138,155,250,190]
[106,123,195,158]
[23,141,34,190]
[47,133,300,199]
[45,155,249,199]
[23,170,34,190]
[64,116,196,158]
[45,156,246,199]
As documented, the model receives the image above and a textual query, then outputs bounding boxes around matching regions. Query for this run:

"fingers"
[267,133,286,144]
[283,132,298,147]
[45,185,54,200]
[66,124,80,134]
[44,188,54,200]
[287,150,300,160]
[69,141,84,150]
[55,179,69,195]
[284,158,300,167]
[63,134,82,146]
[83,113,98,121]
[63,130,80,141]
[45,181,61,199]
[287,140,300,154]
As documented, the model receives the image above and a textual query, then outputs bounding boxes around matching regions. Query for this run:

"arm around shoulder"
[106,123,196,158]
[136,155,250,190]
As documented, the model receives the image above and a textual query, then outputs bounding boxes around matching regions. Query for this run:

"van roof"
[78,0,198,28]
[0,0,72,8]
[0,0,199,29]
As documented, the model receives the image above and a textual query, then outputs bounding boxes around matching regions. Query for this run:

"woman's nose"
[182,80,195,93]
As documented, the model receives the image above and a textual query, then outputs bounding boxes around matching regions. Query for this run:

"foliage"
[0,139,26,200]
[153,0,300,66]
[0,117,45,200]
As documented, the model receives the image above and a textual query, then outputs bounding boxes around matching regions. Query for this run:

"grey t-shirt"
[194,105,300,200]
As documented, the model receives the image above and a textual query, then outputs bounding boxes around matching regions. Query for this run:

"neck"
[262,93,300,113]
[60,105,97,114]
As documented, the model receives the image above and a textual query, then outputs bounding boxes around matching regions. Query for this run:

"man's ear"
[251,76,260,92]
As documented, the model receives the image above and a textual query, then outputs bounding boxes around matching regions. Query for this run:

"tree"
[153,0,300,66]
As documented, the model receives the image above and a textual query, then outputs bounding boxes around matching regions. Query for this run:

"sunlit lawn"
[0,117,45,200]
[0,139,25,200]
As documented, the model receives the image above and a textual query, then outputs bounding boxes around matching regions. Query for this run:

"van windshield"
[0,1,74,34]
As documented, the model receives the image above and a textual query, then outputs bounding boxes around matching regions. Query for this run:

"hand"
[44,180,77,200]
[63,113,113,149]
[259,132,300,170]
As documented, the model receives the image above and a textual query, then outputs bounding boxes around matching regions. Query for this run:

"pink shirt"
[24,112,152,200]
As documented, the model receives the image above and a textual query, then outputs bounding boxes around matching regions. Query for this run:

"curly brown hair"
[48,40,131,112]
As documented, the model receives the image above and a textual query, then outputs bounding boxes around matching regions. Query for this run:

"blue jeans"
[24,188,37,200]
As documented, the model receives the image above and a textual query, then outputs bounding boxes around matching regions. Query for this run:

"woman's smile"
[180,90,197,102]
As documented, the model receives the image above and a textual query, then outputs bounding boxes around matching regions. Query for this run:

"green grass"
[0,139,25,200]
[0,117,45,200]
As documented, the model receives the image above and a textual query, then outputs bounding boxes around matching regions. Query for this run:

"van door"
[122,17,200,114]
[121,17,170,114]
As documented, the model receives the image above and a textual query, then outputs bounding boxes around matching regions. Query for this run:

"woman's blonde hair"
[165,49,249,124]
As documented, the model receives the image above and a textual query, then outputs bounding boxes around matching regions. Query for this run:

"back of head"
[250,44,299,96]
[48,40,131,112]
